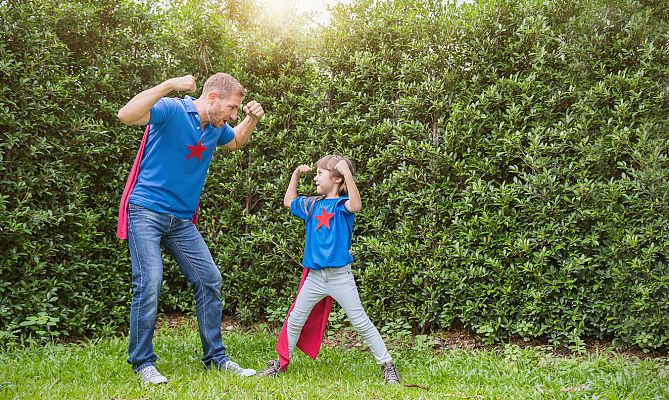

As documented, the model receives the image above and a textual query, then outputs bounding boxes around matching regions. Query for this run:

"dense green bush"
[1,0,667,351]
[0,0,176,345]
[317,0,669,350]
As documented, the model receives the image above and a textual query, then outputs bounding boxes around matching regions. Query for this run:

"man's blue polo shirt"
[129,96,235,219]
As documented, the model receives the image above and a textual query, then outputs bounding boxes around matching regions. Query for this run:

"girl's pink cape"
[276,267,333,370]
[116,125,198,240]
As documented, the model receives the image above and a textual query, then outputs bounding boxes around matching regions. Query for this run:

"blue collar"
[183,96,198,114]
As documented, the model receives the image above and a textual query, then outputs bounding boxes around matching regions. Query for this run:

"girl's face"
[314,167,340,195]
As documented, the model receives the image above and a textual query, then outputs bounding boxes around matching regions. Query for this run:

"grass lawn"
[1,318,668,399]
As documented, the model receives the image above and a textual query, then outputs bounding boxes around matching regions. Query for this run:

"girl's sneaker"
[258,359,283,377]
[381,361,400,384]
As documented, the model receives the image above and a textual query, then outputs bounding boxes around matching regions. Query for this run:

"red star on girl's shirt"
[186,139,208,162]
[314,207,334,231]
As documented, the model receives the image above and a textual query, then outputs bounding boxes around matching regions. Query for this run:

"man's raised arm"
[117,75,196,126]
[224,100,264,150]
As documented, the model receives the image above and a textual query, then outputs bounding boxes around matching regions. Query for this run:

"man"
[116,73,264,384]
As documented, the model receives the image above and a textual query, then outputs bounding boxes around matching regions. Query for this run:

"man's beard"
[207,109,226,128]
[206,109,214,126]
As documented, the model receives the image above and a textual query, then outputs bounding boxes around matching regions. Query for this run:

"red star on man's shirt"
[186,139,208,162]
[314,207,334,231]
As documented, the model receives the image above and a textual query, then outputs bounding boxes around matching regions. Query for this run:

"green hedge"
[1,0,668,351]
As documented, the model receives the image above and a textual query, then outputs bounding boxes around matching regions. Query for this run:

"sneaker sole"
[143,379,168,385]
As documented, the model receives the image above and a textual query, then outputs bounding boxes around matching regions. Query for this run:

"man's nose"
[230,112,238,121]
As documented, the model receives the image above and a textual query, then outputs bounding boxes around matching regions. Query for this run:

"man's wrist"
[159,79,175,94]
[246,115,261,125]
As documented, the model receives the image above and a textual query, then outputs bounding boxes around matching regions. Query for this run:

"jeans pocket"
[128,204,143,219]
[128,204,164,228]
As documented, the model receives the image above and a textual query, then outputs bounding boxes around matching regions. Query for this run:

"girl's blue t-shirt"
[129,96,234,219]
[290,196,355,269]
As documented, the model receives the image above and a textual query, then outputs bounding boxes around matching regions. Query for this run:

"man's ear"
[206,91,217,103]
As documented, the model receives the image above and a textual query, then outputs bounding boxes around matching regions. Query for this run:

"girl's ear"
[337,179,348,195]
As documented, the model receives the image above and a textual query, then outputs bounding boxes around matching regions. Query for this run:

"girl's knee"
[349,312,375,332]
[287,309,309,331]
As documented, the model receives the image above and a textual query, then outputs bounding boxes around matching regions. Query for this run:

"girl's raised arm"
[335,160,362,213]
[284,165,311,208]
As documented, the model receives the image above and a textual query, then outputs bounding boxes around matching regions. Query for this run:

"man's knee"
[210,268,222,289]
[191,264,221,291]
[134,275,162,301]
[203,263,221,283]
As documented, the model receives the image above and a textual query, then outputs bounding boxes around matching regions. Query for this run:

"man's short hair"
[202,73,246,99]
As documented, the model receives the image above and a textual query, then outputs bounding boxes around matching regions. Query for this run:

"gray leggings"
[286,264,392,364]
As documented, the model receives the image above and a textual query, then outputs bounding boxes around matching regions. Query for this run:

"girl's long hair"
[302,155,355,217]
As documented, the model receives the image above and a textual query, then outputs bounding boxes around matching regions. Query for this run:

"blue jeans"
[126,203,229,371]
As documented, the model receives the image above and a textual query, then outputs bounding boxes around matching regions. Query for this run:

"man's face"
[208,93,243,128]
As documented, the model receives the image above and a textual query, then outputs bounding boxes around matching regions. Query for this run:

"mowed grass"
[1,320,668,400]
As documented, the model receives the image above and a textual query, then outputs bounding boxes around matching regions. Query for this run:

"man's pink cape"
[116,125,198,240]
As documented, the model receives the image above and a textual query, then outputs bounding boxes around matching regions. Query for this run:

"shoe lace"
[261,360,280,375]
[382,363,399,381]
[142,367,161,380]
[225,361,242,372]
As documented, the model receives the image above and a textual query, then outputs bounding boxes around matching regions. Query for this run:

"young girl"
[259,155,400,384]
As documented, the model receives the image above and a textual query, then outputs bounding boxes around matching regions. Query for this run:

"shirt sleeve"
[217,123,235,146]
[337,197,354,215]
[148,98,177,126]
[290,196,308,221]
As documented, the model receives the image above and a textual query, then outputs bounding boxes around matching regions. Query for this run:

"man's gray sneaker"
[257,359,283,377]
[220,360,256,377]
[381,361,400,384]
[139,365,168,385]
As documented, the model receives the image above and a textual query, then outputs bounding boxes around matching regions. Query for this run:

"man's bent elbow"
[117,108,132,125]
[224,141,240,151]
[232,138,249,151]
